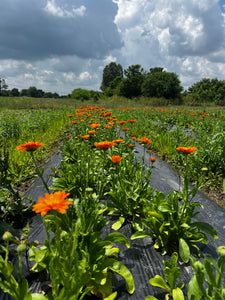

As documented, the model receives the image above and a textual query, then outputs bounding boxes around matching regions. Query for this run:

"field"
[1,97,225,299]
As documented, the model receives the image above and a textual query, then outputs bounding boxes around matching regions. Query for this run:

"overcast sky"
[0,0,225,95]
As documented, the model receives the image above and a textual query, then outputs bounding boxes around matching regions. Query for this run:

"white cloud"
[79,72,92,81]
[44,0,86,18]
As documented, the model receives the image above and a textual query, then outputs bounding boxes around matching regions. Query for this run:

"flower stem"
[30,151,50,193]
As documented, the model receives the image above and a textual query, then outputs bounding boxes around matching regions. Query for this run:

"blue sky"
[0,0,225,95]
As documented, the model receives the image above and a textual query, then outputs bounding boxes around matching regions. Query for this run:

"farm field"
[1,98,225,299]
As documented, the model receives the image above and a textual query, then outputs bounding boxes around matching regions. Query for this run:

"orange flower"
[118,121,126,125]
[111,156,122,163]
[94,141,115,149]
[129,144,134,148]
[113,139,124,143]
[138,137,151,144]
[128,119,136,123]
[66,136,71,139]
[88,130,98,134]
[176,147,197,153]
[72,121,79,124]
[16,141,45,152]
[132,137,137,140]
[32,191,72,216]
[82,135,90,140]
[123,128,129,131]
[150,157,156,162]
[67,114,74,118]
[90,123,100,129]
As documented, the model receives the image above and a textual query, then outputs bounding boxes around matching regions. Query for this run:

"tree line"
[1,62,225,105]
[0,85,62,98]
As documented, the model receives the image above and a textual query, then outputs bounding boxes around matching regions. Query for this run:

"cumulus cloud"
[113,0,225,88]
[0,0,122,60]
[44,0,86,18]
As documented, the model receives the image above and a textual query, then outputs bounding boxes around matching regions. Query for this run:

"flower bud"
[2,231,13,242]
[17,242,27,253]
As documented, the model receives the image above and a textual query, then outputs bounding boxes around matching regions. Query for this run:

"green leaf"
[172,287,184,300]
[130,231,152,240]
[164,267,181,290]
[149,275,170,292]
[191,222,218,239]
[145,296,159,300]
[30,294,47,300]
[105,232,130,248]
[111,217,125,230]
[147,211,164,221]
[18,276,29,299]
[108,260,135,294]
[188,275,204,300]
[104,291,117,300]
[179,238,190,263]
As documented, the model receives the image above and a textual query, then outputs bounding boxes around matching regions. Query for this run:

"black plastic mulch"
[1,142,225,300]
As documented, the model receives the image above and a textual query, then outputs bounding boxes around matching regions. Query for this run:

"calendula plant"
[146,252,185,300]
[131,147,218,262]
[106,155,153,231]
[0,145,34,229]
[50,139,111,199]
[0,226,45,300]
[29,190,135,299]
[188,246,225,300]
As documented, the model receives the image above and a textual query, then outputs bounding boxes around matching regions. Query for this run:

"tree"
[141,68,183,99]
[10,88,20,97]
[100,62,123,91]
[0,76,8,95]
[118,64,146,98]
[188,78,225,105]
[71,88,90,101]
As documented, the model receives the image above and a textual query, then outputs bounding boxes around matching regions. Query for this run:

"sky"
[0,0,225,95]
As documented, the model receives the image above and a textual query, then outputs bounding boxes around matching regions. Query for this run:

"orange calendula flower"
[132,137,137,140]
[111,156,122,163]
[118,121,126,125]
[150,157,156,162]
[113,139,124,143]
[176,147,197,153]
[72,121,79,124]
[88,130,98,134]
[82,135,90,140]
[123,128,129,131]
[94,141,115,149]
[138,137,151,144]
[67,114,74,118]
[90,123,100,129]
[129,144,135,148]
[128,120,136,123]
[66,136,71,139]
[32,191,72,216]
[16,141,45,152]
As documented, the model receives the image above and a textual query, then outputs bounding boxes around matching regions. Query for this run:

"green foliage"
[118,64,146,98]
[146,252,185,300]
[188,78,225,105]
[101,62,123,91]
[131,175,217,262]
[71,88,90,101]
[188,246,225,300]
[30,193,135,299]
[141,68,183,99]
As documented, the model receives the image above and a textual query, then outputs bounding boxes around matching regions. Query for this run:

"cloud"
[113,0,225,88]
[0,0,122,60]
[44,0,86,18]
